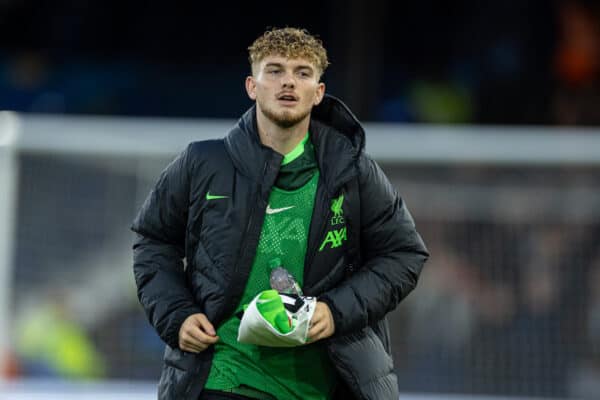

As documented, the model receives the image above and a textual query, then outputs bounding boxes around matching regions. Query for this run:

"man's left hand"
[307,301,335,342]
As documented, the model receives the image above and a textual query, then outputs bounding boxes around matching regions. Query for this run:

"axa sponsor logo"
[319,227,347,251]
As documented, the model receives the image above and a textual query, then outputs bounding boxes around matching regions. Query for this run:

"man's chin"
[263,107,310,129]
[275,115,305,128]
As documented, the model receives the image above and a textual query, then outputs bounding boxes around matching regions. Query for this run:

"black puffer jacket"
[132,94,429,400]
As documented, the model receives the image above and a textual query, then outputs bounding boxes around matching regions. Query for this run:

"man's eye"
[269,70,281,75]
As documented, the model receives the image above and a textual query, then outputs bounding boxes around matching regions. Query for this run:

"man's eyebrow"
[264,62,284,69]
[264,62,314,72]
[295,65,314,73]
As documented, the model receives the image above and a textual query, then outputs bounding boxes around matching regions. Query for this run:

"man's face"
[246,55,325,128]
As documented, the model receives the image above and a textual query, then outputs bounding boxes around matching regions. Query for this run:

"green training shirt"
[205,133,335,399]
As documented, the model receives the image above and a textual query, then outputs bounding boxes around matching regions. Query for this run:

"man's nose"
[281,72,296,88]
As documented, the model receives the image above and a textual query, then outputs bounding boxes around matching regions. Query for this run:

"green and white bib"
[205,134,335,399]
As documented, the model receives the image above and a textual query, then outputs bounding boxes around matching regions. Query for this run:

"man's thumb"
[195,314,216,336]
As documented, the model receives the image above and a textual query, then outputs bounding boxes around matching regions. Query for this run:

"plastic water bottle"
[269,258,303,296]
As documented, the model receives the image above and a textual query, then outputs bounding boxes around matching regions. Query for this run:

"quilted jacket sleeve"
[131,144,202,349]
[320,154,429,335]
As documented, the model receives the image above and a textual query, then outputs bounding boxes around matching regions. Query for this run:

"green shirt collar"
[281,132,310,166]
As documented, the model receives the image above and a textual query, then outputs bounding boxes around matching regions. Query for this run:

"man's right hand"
[178,313,219,353]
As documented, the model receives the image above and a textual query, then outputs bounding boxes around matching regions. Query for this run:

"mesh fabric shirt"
[205,133,336,399]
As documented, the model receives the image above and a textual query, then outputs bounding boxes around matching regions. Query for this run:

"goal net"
[1,114,599,399]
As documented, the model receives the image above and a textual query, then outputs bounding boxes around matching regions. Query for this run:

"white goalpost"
[1,112,600,399]
[0,112,20,381]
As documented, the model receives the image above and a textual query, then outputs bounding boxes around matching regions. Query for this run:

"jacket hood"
[224,94,365,194]
[311,94,365,154]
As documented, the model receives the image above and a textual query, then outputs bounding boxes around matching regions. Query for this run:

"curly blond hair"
[248,27,329,77]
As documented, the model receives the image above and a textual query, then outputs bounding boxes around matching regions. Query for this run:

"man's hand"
[178,313,219,353]
[307,301,335,342]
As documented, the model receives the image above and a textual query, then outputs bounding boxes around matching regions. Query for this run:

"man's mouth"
[277,93,299,104]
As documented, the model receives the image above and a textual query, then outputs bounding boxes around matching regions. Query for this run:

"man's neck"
[256,109,310,156]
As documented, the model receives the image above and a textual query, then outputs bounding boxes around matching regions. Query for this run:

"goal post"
[1,112,600,398]
[0,112,20,380]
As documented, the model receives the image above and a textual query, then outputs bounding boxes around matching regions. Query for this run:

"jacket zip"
[304,177,354,294]
[184,169,267,400]
[304,184,331,294]
[305,176,364,399]
[227,194,258,315]
[221,163,269,321]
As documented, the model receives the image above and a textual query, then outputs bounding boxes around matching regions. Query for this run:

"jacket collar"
[224,94,365,195]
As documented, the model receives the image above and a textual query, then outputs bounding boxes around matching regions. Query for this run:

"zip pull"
[346,263,355,277]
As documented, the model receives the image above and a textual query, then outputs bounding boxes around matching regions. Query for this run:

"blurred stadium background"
[1,0,600,399]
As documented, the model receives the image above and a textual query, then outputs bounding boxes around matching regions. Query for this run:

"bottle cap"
[268,258,282,270]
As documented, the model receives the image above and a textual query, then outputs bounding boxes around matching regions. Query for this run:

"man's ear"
[246,76,257,100]
[314,82,326,105]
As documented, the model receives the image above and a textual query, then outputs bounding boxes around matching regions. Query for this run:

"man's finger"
[185,327,219,345]
[180,338,207,353]
[308,320,326,340]
[193,314,217,336]
[309,311,324,327]
[181,343,202,353]
[180,335,200,351]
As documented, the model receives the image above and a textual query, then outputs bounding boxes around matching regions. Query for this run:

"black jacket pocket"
[327,324,398,400]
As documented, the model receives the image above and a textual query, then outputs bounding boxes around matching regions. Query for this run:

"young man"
[132,28,429,400]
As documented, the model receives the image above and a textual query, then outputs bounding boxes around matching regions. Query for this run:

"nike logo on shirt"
[266,205,295,215]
